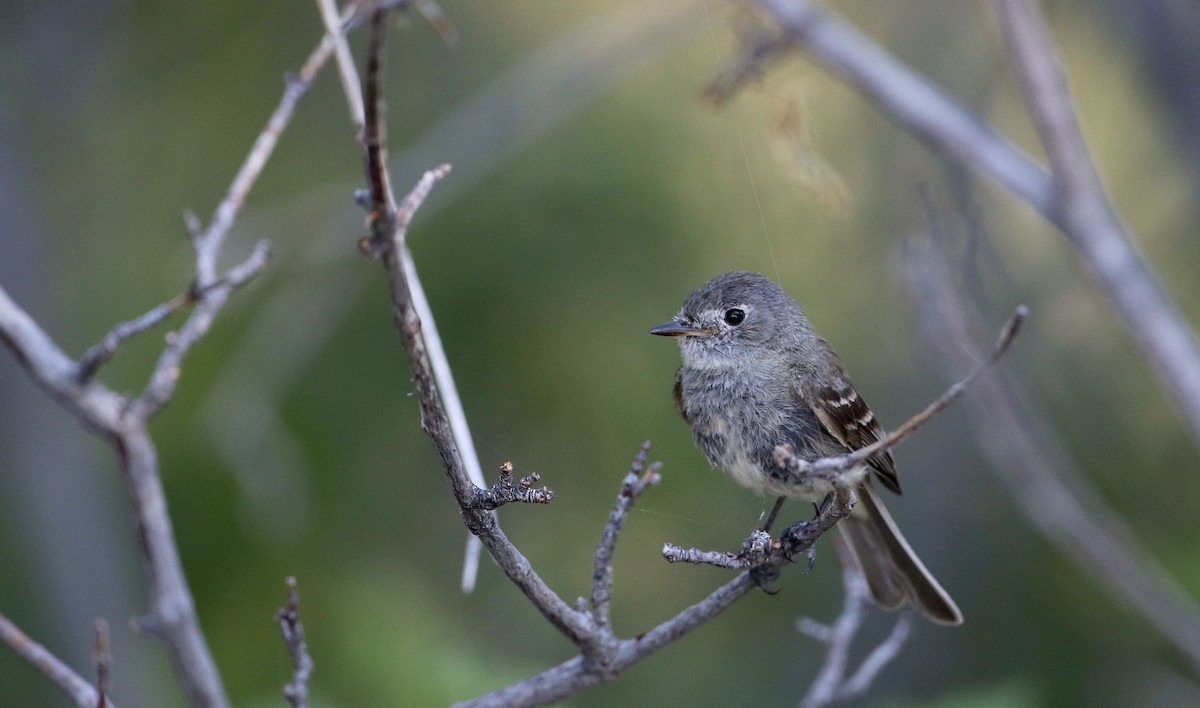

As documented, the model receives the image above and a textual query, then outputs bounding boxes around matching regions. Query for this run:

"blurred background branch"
[0,612,113,708]
[906,242,1200,673]
[748,0,1200,450]
[798,542,914,708]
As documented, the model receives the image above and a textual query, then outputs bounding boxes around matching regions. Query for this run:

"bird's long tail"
[837,482,963,625]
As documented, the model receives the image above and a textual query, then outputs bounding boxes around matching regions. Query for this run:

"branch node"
[468,462,555,510]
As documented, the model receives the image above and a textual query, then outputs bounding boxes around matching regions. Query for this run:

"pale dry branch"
[0,285,226,705]
[798,543,912,708]
[750,0,1054,214]
[0,285,126,432]
[591,443,661,628]
[0,612,114,708]
[75,292,192,383]
[127,240,270,422]
[316,0,364,130]
[0,5,379,704]
[992,0,1200,448]
[907,245,1200,674]
[747,0,1200,450]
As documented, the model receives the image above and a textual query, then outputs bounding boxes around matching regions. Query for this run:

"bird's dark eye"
[724,308,746,326]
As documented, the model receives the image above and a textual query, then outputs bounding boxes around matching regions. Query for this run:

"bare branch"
[992,0,1200,447]
[0,285,126,432]
[799,544,912,708]
[750,0,1200,449]
[192,0,361,287]
[464,488,852,708]
[0,612,113,708]
[661,544,746,569]
[126,240,270,421]
[663,528,774,570]
[278,577,314,708]
[751,0,1054,214]
[458,447,849,706]
[842,614,910,699]
[93,619,112,708]
[315,0,365,130]
[356,9,597,651]
[334,1,490,595]
[457,571,762,708]
[1,7,376,704]
[75,292,193,383]
[906,245,1200,674]
[117,425,227,707]
[591,442,661,628]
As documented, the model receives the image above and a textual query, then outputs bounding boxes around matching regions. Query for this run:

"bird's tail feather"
[838,483,963,625]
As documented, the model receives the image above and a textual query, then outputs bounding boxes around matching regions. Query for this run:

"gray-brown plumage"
[651,271,962,625]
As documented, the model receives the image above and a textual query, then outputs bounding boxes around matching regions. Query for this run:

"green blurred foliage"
[2,0,1199,706]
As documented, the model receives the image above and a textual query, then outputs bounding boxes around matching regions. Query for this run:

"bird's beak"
[649,320,710,337]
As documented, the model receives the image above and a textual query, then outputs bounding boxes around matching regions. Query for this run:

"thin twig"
[75,292,193,383]
[126,240,271,421]
[93,619,111,708]
[343,1,490,595]
[278,577,314,708]
[397,221,490,591]
[193,1,356,287]
[842,614,911,698]
[315,0,365,130]
[591,442,661,628]
[907,244,1200,674]
[799,543,912,708]
[662,527,775,570]
[0,612,112,708]
[1,7,371,704]
[768,306,1026,482]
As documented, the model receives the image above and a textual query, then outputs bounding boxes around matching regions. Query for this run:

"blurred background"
[2,1,1200,705]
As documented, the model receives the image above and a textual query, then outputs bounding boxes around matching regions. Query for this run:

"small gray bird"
[651,271,962,625]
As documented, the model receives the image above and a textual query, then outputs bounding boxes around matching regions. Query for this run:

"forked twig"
[0,612,113,708]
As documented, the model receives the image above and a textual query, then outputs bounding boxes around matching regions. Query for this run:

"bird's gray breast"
[677,362,833,498]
